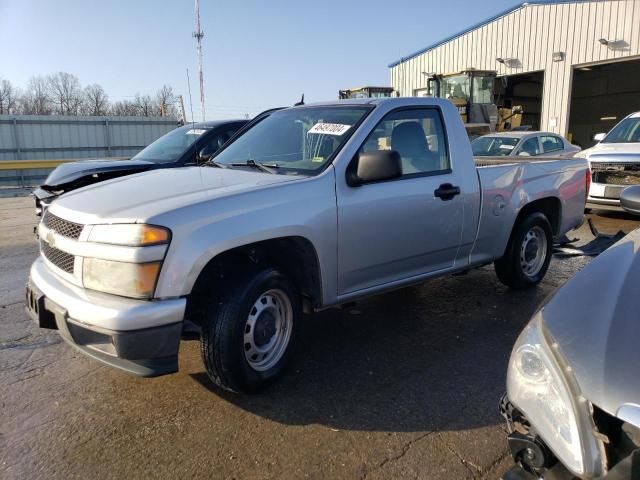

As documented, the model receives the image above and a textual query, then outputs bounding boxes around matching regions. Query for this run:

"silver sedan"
[501,188,640,479]
[472,131,581,158]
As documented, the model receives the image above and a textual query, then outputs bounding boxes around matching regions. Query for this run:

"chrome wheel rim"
[520,226,547,278]
[243,289,293,372]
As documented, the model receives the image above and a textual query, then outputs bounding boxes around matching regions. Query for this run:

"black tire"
[199,267,300,393]
[494,212,553,289]
[584,208,592,214]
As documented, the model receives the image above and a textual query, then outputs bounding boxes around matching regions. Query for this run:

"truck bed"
[468,156,588,267]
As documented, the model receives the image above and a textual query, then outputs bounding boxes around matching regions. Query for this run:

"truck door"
[336,107,465,295]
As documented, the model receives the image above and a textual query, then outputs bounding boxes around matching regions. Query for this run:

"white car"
[472,131,580,158]
[577,112,640,212]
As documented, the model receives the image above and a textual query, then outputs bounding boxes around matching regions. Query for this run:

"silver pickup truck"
[26,98,589,393]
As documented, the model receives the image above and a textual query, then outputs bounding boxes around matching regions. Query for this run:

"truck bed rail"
[474,156,574,167]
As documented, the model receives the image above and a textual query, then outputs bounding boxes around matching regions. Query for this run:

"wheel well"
[514,197,561,237]
[186,237,322,324]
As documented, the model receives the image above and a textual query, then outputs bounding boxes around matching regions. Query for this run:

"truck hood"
[540,228,640,418]
[42,158,154,189]
[50,166,299,224]
[581,143,640,163]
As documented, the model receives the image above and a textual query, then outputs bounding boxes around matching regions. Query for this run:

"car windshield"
[132,125,210,164]
[212,106,371,174]
[602,116,640,143]
[471,136,520,156]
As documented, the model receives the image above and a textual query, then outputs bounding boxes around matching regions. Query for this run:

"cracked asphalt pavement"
[1,195,639,480]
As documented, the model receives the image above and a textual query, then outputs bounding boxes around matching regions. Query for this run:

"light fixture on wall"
[599,38,630,50]
[496,57,521,68]
[552,52,565,62]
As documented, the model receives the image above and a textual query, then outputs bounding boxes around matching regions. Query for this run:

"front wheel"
[494,212,553,289]
[199,267,300,393]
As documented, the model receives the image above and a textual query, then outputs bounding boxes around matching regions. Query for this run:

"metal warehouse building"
[389,0,640,147]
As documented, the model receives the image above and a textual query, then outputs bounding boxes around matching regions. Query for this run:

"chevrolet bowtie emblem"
[46,231,55,247]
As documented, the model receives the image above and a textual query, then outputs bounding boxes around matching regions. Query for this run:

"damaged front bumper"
[32,187,58,216]
[588,163,640,211]
[500,395,640,480]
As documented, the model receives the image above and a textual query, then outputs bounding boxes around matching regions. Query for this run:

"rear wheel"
[199,267,300,393]
[494,212,553,289]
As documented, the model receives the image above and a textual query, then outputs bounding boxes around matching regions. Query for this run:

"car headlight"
[83,224,170,298]
[507,313,606,477]
[83,259,162,298]
[88,224,170,246]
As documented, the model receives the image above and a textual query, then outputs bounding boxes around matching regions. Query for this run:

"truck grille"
[41,241,75,274]
[43,211,84,239]
[591,163,640,186]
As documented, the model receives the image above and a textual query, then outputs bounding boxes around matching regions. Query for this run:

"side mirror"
[593,133,606,142]
[620,186,640,216]
[197,143,219,164]
[348,150,402,186]
[518,151,531,157]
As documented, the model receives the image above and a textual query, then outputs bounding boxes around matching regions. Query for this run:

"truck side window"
[541,135,563,153]
[359,109,450,176]
[519,137,541,156]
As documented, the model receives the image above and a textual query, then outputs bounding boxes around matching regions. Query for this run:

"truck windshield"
[602,116,640,143]
[471,136,520,156]
[132,125,210,164]
[212,106,371,174]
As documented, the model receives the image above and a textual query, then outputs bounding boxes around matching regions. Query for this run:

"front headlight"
[83,258,161,298]
[83,223,170,298]
[507,313,605,477]
[88,224,170,246]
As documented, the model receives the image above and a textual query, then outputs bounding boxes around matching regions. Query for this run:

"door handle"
[434,183,461,201]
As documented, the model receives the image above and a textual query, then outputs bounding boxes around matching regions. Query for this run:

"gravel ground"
[1,196,638,480]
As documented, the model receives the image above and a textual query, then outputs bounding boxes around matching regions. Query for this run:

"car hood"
[540,228,640,418]
[581,143,640,163]
[49,166,299,224]
[43,158,154,189]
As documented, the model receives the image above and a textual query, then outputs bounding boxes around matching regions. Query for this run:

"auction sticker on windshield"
[308,123,351,136]
[186,129,207,135]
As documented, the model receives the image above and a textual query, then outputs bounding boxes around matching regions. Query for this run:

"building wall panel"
[390,0,640,135]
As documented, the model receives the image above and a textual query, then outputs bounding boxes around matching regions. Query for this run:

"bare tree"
[84,84,109,116]
[20,76,52,115]
[135,93,156,117]
[155,84,176,117]
[47,72,83,115]
[2,74,182,117]
[111,100,139,116]
[0,79,19,114]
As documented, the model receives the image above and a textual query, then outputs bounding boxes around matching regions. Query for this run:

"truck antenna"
[294,94,305,106]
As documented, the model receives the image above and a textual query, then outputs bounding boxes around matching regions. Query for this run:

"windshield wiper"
[230,159,279,174]
[203,159,226,168]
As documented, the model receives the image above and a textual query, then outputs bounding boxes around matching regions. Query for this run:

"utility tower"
[193,0,205,121]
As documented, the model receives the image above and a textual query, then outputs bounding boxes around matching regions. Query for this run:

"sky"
[0,0,520,120]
